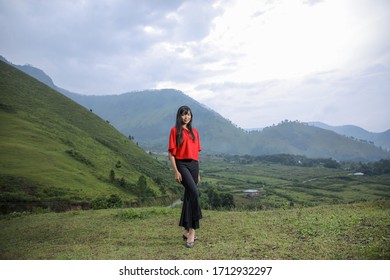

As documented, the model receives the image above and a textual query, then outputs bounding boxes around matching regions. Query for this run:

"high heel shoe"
[182,235,199,241]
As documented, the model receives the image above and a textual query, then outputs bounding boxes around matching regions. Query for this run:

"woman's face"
[181,111,192,126]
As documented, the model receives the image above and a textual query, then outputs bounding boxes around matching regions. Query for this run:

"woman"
[168,105,202,248]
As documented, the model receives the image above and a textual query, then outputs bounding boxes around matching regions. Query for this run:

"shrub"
[65,149,94,167]
[90,194,123,210]
[90,196,108,210]
[203,186,235,210]
[107,194,123,208]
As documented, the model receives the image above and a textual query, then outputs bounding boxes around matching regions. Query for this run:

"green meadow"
[0,201,389,260]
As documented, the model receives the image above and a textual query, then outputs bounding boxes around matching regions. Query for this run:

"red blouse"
[168,127,201,160]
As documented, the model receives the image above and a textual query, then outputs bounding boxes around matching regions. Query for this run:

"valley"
[160,154,390,211]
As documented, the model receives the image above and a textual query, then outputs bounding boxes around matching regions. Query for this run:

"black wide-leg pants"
[176,159,202,230]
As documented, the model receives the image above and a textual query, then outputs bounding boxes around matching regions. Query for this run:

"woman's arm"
[168,152,182,183]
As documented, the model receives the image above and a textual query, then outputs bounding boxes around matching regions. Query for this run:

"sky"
[1,0,389,132]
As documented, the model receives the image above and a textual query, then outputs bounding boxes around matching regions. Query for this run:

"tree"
[107,194,122,208]
[137,175,147,190]
[119,177,125,187]
[136,175,154,203]
[207,187,221,209]
[205,186,235,210]
[221,193,235,209]
[109,169,115,182]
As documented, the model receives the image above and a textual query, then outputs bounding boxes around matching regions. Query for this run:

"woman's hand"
[168,152,182,183]
[175,170,182,183]
[198,174,201,185]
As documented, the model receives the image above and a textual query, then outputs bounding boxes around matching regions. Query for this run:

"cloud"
[191,64,390,131]
[0,0,389,131]
[0,0,220,92]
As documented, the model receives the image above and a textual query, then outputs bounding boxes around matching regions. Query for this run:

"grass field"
[0,200,389,260]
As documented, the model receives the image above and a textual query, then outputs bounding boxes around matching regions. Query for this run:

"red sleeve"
[168,127,177,156]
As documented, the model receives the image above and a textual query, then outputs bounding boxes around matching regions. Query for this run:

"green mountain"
[64,89,250,155]
[2,56,389,161]
[307,121,390,150]
[0,61,176,213]
[62,91,389,161]
[249,121,389,161]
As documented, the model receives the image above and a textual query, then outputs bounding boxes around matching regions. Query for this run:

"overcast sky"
[1,0,389,132]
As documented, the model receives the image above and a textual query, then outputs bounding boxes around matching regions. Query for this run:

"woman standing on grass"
[168,105,202,248]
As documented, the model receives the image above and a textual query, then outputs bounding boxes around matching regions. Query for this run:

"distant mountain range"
[306,122,390,150]
[1,55,389,161]
[245,122,390,151]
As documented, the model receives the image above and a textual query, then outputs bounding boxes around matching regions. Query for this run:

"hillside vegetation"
[0,61,177,213]
[0,201,388,259]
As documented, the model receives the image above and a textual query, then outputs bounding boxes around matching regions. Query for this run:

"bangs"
[180,107,192,116]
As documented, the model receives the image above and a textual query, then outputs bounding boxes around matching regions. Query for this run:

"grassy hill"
[0,61,177,213]
[0,201,388,259]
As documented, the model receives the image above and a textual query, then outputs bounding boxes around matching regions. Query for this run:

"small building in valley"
[243,189,260,197]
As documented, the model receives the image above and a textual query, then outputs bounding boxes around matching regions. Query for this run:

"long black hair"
[175,105,196,146]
